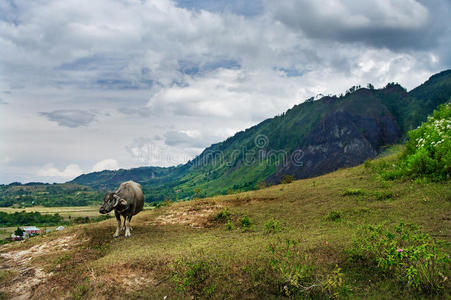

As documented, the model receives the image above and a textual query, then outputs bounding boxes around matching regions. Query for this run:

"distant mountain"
[71,70,451,202]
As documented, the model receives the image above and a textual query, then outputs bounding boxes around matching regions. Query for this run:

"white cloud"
[37,163,83,178]
[91,159,119,172]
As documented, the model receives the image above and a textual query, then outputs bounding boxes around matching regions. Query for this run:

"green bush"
[240,215,251,228]
[393,103,451,181]
[342,188,365,196]
[225,220,234,230]
[349,222,450,293]
[264,218,281,234]
[211,208,231,223]
[325,210,341,222]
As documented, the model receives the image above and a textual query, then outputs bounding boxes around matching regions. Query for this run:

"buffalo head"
[99,192,123,214]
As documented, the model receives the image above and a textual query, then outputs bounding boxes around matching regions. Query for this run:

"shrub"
[240,215,251,228]
[264,218,281,234]
[225,220,234,230]
[349,222,450,293]
[281,174,295,184]
[325,210,341,222]
[389,103,451,181]
[211,208,231,223]
[342,188,365,196]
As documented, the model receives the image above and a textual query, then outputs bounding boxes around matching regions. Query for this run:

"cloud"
[126,137,201,167]
[267,0,440,50]
[40,109,96,128]
[175,0,263,16]
[37,163,83,178]
[91,159,119,172]
[164,129,208,147]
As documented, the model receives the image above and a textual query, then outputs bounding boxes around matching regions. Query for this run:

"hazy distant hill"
[71,70,451,202]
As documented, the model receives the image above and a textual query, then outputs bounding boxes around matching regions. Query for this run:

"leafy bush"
[281,174,295,184]
[342,188,365,196]
[349,222,450,293]
[225,220,234,230]
[240,215,251,228]
[211,208,231,223]
[264,218,281,234]
[325,210,341,222]
[392,103,451,181]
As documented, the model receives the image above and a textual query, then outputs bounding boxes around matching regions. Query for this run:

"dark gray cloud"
[40,109,96,128]
[267,0,450,51]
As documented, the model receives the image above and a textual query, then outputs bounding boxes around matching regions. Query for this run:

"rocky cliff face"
[267,94,401,183]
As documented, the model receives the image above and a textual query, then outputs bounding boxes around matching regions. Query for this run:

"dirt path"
[0,235,76,299]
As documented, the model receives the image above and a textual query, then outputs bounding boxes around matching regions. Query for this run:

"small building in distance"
[22,226,41,238]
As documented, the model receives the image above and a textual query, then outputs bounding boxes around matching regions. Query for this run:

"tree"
[194,188,201,198]
[14,227,23,236]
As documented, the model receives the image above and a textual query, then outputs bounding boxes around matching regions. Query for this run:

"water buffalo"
[99,180,144,238]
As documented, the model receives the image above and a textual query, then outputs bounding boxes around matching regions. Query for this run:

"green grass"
[1,150,450,299]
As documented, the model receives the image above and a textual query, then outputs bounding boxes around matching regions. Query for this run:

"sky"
[0,0,450,184]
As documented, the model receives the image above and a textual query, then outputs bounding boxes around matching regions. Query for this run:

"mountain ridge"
[71,70,451,202]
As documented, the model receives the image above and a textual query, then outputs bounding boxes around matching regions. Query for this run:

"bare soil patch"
[151,204,223,228]
[0,234,78,299]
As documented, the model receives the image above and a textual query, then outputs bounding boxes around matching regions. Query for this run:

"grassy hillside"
[1,149,449,299]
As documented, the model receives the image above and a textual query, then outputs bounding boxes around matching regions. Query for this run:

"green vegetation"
[211,208,231,223]
[325,210,341,222]
[240,215,252,228]
[0,211,63,226]
[349,222,449,293]
[342,188,365,196]
[396,103,450,180]
[263,218,281,234]
[0,183,101,207]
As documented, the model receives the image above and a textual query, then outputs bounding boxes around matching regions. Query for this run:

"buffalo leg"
[125,215,132,238]
[121,218,126,232]
[113,211,121,238]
